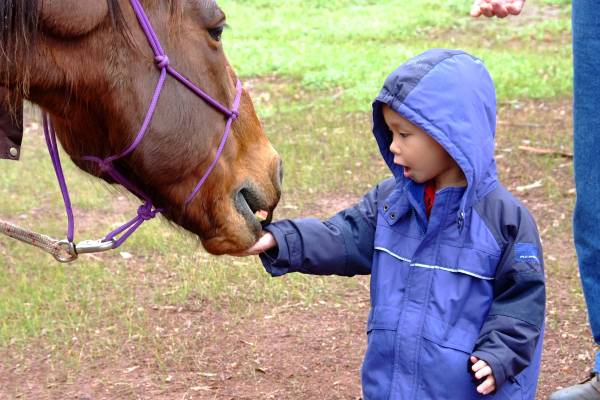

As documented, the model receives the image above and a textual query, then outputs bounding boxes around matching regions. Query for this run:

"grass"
[0,0,575,390]
[222,0,571,113]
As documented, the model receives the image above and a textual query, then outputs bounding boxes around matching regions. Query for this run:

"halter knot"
[154,55,170,69]
[137,203,158,221]
[230,110,239,120]
[98,159,113,173]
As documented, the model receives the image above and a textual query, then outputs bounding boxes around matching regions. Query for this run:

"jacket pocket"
[418,315,523,400]
[361,306,399,400]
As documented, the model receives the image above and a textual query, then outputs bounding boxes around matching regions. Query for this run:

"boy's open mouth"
[403,166,412,177]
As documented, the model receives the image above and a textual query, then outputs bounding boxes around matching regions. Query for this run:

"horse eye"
[208,26,224,41]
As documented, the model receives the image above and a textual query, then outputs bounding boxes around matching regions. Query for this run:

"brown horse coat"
[0,1,282,254]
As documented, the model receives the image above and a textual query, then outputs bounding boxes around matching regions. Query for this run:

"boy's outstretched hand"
[232,232,277,257]
[470,355,496,395]
[471,0,525,18]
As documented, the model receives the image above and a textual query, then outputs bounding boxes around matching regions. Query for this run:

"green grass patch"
[222,0,571,112]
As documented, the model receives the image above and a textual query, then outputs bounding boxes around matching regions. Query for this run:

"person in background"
[472,1,600,398]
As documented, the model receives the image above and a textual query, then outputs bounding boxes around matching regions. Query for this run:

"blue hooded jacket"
[260,49,545,400]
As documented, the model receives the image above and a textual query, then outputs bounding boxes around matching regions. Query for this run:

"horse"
[0,0,282,255]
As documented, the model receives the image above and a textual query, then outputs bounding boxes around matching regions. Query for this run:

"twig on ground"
[518,145,573,159]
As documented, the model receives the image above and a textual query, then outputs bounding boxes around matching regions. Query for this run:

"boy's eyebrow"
[388,120,411,131]
[398,118,420,132]
[384,116,402,128]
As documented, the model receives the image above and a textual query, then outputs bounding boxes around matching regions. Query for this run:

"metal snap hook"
[74,239,116,254]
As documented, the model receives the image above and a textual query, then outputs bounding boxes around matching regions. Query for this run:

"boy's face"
[382,105,466,189]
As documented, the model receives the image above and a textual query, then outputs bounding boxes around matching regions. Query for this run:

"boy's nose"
[389,140,401,155]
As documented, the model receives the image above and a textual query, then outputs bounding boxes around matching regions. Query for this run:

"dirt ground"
[1,99,597,400]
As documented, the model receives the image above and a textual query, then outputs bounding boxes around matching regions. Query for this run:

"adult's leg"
[550,2,600,398]
[572,0,600,369]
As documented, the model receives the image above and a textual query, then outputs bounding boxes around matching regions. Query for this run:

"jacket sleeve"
[472,207,545,389]
[259,178,394,277]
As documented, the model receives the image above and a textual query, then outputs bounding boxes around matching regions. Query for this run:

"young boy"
[241,49,545,399]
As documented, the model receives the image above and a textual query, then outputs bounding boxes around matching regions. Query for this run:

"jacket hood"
[372,49,498,227]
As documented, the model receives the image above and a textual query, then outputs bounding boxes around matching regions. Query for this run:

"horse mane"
[0,0,39,56]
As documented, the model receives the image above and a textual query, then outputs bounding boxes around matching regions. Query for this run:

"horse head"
[0,0,282,255]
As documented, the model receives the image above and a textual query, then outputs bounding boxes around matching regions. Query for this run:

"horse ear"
[40,0,109,38]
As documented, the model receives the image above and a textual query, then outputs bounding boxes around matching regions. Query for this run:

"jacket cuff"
[472,349,507,389]
[259,223,298,277]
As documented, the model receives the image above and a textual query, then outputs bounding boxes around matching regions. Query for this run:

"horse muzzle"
[233,158,282,234]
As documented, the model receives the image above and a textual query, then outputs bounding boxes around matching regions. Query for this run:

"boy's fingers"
[256,233,277,251]
[232,232,276,256]
[477,376,496,395]
[471,360,487,372]
[247,234,274,253]
[470,355,478,364]
[474,365,492,379]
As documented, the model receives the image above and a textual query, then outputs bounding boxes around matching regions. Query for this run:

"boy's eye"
[399,132,410,138]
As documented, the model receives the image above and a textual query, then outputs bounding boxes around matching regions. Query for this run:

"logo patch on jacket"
[514,243,540,265]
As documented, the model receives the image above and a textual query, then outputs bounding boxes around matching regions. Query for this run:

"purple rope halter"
[42,0,242,260]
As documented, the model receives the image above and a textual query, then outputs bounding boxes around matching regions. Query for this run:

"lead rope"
[0,220,74,262]
[0,114,102,263]
[0,114,82,263]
